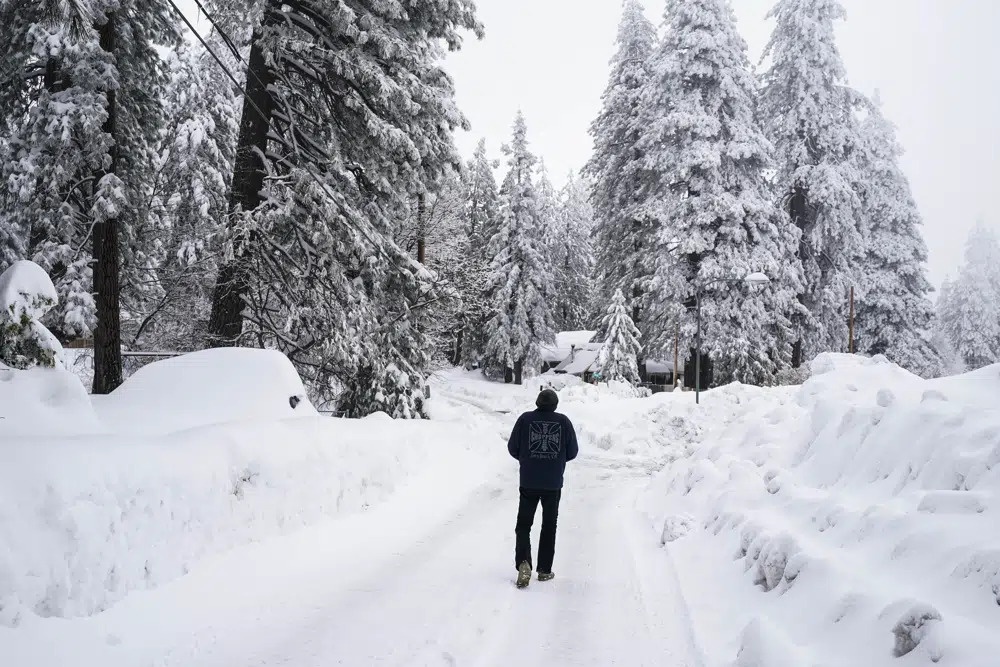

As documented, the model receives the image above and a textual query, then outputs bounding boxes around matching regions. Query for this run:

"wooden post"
[849,286,855,354]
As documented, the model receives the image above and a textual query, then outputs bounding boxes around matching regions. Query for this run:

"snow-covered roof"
[645,359,675,374]
[555,349,600,375]
[540,330,597,363]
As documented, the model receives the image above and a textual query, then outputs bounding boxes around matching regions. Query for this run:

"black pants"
[514,487,562,573]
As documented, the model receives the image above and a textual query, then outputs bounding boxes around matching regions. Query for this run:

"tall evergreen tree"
[466,139,501,253]
[459,139,500,366]
[401,172,468,364]
[597,288,642,384]
[931,279,967,376]
[126,41,239,351]
[852,94,940,376]
[0,1,105,342]
[483,113,555,384]
[552,173,596,331]
[584,0,658,335]
[937,224,1000,370]
[637,0,803,386]
[201,0,481,415]
[0,0,180,392]
[760,0,864,366]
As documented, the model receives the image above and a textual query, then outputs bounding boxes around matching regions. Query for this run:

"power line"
[189,0,242,61]
[163,0,412,268]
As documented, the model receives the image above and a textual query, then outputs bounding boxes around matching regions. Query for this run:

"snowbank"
[640,354,1000,666]
[0,365,103,437]
[95,348,317,435]
[0,415,495,627]
[0,355,503,628]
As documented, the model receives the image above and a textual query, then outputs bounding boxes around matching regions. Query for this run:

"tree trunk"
[513,359,524,385]
[789,186,812,367]
[504,365,513,384]
[207,19,274,346]
[416,193,427,264]
[451,324,463,366]
[791,339,803,369]
[92,11,123,395]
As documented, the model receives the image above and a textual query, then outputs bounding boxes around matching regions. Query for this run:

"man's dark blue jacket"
[507,406,579,490]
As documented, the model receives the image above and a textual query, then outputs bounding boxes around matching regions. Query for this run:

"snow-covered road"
[239,462,701,667]
[7,359,1000,666]
[3,376,703,667]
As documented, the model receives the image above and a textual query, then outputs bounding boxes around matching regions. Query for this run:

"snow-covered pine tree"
[584,0,658,337]
[597,288,642,384]
[203,0,481,416]
[852,94,940,376]
[0,1,107,340]
[760,0,864,367]
[552,173,596,331]
[483,112,556,384]
[937,224,1000,370]
[636,0,803,386]
[126,40,239,352]
[535,161,561,318]
[0,0,180,392]
[458,139,500,366]
[466,139,502,251]
[930,279,966,376]
[399,172,469,364]
[0,260,64,370]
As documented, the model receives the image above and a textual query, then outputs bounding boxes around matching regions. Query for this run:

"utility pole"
[848,286,855,354]
[695,289,702,404]
[673,325,679,389]
[208,6,277,346]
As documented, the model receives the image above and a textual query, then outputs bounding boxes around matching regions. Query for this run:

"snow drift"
[641,354,1000,666]
[0,366,103,437]
[95,348,317,436]
[0,353,500,627]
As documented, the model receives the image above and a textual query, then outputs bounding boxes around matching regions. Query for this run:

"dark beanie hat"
[536,389,559,409]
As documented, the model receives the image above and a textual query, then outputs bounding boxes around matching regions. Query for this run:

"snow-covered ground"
[640,354,1000,666]
[2,352,998,666]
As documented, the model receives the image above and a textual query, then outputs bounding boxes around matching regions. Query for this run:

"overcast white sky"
[179,0,999,287]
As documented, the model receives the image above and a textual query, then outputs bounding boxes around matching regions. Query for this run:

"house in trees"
[540,329,675,389]
[539,331,598,372]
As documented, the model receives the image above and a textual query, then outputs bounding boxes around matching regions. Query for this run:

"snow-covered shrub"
[0,260,63,369]
[339,362,428,420]
[890,603,943,658]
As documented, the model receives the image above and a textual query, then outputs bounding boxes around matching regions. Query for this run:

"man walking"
[507,388,579,589]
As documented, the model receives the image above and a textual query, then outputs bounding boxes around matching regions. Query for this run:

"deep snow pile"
[0,366,104,437]
[0,352,500,627]
[641,354,1000,666]
[94,348,318,435]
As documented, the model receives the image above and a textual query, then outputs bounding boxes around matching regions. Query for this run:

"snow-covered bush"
[0,260,64,369]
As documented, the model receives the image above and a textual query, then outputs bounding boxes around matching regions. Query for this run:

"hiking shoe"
[516,561,532,589]
[537,571,555,582]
